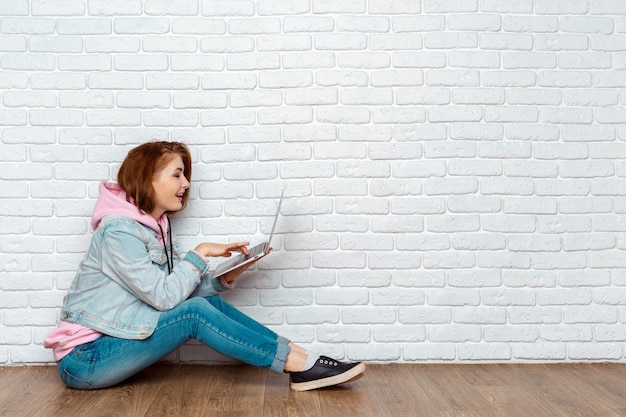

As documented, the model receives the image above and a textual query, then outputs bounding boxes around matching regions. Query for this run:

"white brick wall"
[1,0,626,366]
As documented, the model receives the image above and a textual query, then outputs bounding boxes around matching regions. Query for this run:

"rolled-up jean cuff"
[270,336,291,373]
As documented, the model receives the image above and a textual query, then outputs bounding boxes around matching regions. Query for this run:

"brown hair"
[117,141,192,213]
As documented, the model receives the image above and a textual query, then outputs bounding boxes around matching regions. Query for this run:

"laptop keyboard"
[247,242,267,258]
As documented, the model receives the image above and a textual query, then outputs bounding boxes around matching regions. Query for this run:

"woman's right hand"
[194,241,250,258]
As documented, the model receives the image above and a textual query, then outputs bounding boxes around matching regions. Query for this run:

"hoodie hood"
[92,182,169,242]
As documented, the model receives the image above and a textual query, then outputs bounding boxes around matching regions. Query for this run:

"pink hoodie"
[92,182,170,246]
[44,182,171,361]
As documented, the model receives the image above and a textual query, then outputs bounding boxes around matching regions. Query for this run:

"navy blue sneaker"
[289,356,366,391]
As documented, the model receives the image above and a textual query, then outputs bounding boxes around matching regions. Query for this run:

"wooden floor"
[1,363,626,416]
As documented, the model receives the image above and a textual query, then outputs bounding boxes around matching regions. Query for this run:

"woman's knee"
[179,296,211,315]
[172,297,224,327]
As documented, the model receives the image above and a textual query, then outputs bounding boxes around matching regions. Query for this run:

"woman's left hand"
[194,241,250,258]
[222,248,272,284]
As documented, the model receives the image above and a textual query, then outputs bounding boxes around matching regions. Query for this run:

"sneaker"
[289,356,366,391]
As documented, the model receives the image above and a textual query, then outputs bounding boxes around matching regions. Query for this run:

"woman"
[45,141,365,391]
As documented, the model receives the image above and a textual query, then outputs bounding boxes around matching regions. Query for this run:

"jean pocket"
[61,369,97,390]
[72,340,99,361]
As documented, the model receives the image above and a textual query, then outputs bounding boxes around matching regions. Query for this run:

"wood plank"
[82,365,174,417]
[584,364,626,416]
[476,385,565,417]
[365,364,439,416]
[0,366,60,417]
[144,365,216,417]
[30,377,104,417]
[0,366,25,389]
[436,364,566,417]
[516,364,621,417]
[455,363,521,387]
[413,364,503,417]
[317,369,377,417]
[543,364,626,416]
[0,367,30,399]
[204,365,266,417]
[263,367,323,417]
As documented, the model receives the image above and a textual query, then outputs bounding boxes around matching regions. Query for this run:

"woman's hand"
[222,248,272,284]
[193,241,250,258]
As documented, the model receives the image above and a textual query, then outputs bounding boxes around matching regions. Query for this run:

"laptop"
[212,191,283,277]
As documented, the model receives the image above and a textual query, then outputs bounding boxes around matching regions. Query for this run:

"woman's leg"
[202,295,282,341]
[58,297,290,389]
[200,296,313,370]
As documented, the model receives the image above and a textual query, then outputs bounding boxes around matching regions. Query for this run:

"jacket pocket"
[148,246,168,266]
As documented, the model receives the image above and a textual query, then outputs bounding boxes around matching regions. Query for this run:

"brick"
[540,325,592,342]
[114,17,169,34]
[450,124,503,141]
[426,69,480,87]
[87,0,143,16]
[337,52,391,69]
[148,73,199,90]
[32,0,85,16]
[483,70,536,87]
[449,15,501,32]
[312,0,366,14]
[286,307,338,325]
[316,326,371,343]
[535,0,587,15]
[429,325,481,342]
[403,344,456,361]
[1,53,55,71]
[315,69,369,86]
[539,71,592,88]
[451,233,505,250]
[504,52,557,70]
[316,106,370,124]
[503,16,558,33]
[459,344,512,360]
[145,0,198,15]
[257,0,309,15]
[315,215,369,233]
[513,344,566,360]
[283,16,334,32]
[424,0,477,13]
[283,52,335,70]
[201,1,254,17]
[425,32,478,49]
[480,0,533,13]
[314,34,367,50]
[480,33,533,50]
[336,16,390,32]
[374,325,425,342]
[342,307,396,324]
[0,1,29,15]
[257,34,312,52]
[425,177,479,195]
[58,54,111,71]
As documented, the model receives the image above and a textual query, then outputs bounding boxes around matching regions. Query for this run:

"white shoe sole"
[290,362,366,392]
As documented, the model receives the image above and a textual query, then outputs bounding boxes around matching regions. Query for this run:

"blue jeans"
[57,296,291,389]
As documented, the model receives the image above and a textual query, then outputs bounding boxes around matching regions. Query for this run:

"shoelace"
[319,357,338,367]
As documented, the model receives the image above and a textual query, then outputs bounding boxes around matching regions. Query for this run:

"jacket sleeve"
[99,219,205,311]
[189,266,235,298]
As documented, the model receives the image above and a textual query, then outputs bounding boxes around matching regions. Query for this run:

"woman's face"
[150,154,190,219]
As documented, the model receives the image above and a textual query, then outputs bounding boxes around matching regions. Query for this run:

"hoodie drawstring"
[158,219,174,274]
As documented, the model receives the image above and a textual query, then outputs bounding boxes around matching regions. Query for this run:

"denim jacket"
[61,215,229,340]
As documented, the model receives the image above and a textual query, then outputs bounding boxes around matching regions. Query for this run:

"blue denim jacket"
[61,215,228,340]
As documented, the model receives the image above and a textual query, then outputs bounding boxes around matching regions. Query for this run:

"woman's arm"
[99,220,206,311]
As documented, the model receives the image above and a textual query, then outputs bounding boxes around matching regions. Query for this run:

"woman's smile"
[151,155,190,219]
